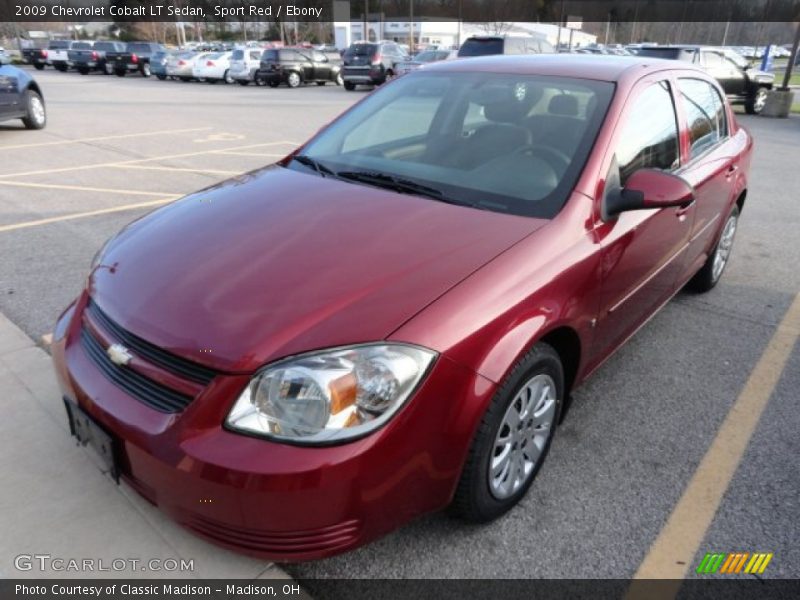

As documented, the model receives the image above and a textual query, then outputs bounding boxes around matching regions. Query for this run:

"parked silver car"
[229,47,266,86]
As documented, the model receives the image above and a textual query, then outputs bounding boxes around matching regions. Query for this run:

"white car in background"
[192,51,234,83]
[229,47,265,86]
[167,51,210,81]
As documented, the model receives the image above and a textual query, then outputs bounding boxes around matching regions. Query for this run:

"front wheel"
[451,343,562,522]
[688,205,739,293]
[286,71,302,88]
[745,87,768,114]
[343,81,356,91]
[21,89,46,130]
[335,72,344,86]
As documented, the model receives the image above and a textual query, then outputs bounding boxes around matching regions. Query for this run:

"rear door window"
[458,38,504,57]
[678,78,728,157]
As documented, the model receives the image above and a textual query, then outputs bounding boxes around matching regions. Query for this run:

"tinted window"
[616,81,680,185]
[346,44,377,57]
[297,73,614,219]
[262,49,279,62]
[249,50,262,60]
[94,42,118,52]
[73,42,92,50]
[312,51,327,62]
[637,47,696,62]
[128,43,152,54]
[48,41,69,50]
[231,49,244,60]
[458,38,504,57]
[678,78,728,157]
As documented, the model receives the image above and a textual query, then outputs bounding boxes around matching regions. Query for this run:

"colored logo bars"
[696,552,773,575]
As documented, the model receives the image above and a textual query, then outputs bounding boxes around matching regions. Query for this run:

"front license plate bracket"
[64,398,120,483]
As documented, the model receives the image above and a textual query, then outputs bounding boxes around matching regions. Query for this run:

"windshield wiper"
[336,170,478,208]
[292,154,335,178]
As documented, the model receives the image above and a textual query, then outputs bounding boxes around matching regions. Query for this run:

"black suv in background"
[457,35,555,58]
[68,41,126,75]
[106,42,166,77]
[341,41,409,90]
[255,48,343,88]
[636,45,774,114]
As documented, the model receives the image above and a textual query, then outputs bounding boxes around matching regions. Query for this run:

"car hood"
[90,166,545,373]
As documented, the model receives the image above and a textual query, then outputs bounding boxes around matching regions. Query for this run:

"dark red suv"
[53,55,751,561]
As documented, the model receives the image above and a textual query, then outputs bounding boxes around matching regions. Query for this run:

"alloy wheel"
[711,213,738,282]
[488,373,556,500]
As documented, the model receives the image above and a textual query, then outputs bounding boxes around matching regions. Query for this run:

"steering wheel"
[514,145,571,179]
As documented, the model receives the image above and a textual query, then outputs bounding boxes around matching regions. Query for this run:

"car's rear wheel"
[21,89,46,130]
[140,63,151,77]
[287,72,302,88]
[223,70,234,84]
[34,64,45,71]
[451,343,562,522]
[689,205,739,292]
[344,81,356,91]
[745,87,768,114]
[335,72,344,86]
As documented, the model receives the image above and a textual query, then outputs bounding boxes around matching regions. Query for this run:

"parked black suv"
[636,45,774,114]
[457,35,555,58]
[68,41,126,75]
[255,48,343,88]
[341,41,409,90]
[106,42,166,77]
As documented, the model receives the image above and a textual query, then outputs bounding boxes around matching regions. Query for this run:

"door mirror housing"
[605,169,694,219]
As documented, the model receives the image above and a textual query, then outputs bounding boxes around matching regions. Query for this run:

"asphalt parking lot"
[1,67,798,582]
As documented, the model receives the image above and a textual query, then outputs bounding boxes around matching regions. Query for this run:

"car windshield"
[128,43,152,54]
[291,72,614,219]
[48,41,69,50]
[459,38,504,57]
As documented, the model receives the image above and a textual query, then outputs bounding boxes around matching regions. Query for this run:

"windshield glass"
[292,72,614,219]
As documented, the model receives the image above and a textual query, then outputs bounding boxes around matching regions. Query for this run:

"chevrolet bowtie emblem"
[107,343,133,366]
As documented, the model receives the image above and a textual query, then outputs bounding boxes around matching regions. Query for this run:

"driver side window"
[615,81,680,185]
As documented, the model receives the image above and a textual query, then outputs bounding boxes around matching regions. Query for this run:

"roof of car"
[424,54,703,82]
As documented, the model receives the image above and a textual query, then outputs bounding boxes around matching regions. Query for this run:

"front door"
[592,77,695,357]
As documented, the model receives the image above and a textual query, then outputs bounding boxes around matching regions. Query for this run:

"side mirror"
[605,169,694,220]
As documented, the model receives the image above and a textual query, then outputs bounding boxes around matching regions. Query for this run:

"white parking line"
[111,165,241,176]
[0,181,180,197]
[0,127,213,151]
[0,198,179,233]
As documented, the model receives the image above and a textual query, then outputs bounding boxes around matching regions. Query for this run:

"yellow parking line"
[0,198,179,233]
[0,180,179,197]
[0,141,301,180]
[627,292,800,591]
[110,165,241,176]
[0,127,213,151]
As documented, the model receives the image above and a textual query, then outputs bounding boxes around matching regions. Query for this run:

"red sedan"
[52,55,751,561]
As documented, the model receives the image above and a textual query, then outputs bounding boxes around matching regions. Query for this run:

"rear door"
[0,66,19,117]
[311,50,331,80]
[592,76,694,357]
[672,75,739,284]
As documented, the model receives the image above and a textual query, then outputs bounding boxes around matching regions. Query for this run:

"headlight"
[226,344,436,444]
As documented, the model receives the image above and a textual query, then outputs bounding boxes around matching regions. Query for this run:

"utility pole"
[409,0,414,53]
[782,22,800,90]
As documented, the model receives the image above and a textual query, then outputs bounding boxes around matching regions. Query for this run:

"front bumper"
[51,293,495,561]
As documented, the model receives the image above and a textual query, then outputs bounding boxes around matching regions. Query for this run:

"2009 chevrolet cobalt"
[52,55,751,561]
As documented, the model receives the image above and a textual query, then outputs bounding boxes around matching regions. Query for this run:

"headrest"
[478,83,543,124]
[549,94,579,117]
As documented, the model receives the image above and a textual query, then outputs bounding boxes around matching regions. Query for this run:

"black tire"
[115,70,126,77]
[140,63,151,77]
[34,63,45,71]
[335,72,344,86]
[21,89,46,130]
[688,205,740,293]
[745,87,768,115]
[223,70,234,84]
[156,74,167,81]
[78,67,89,75]
[451,343,563,523]
[237,80,250,86]
[343,81,356,91]
[286,71,302,88]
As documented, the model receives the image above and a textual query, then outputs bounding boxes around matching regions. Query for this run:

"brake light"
[91,51,98,60]
[371,53,382,64]
[206,60,214,66]
[178,60,186,66]
[131,53,138,63]
[41,49,47,58]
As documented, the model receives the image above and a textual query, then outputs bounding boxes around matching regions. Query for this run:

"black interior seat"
[526,94,587,157]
